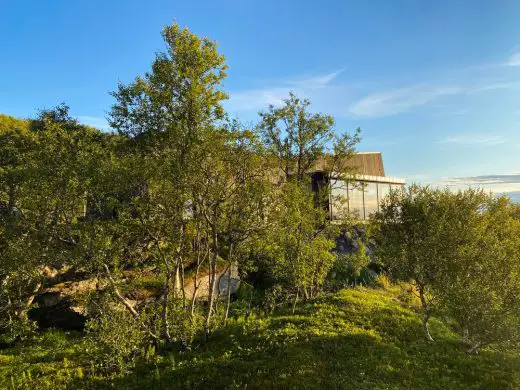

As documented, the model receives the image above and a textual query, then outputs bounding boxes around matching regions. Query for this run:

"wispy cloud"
[506,52,520,67]
[226,87,295,112]
[348,79,520,118]
[347,84,462,118]
[470,80,520,93]
[442,173,520,199]
[77,116,111,131]
[226,69,344,113]
[444,173,520,185]
[228,50,520,118]
[286,68,345,89]
[439,133,507,146]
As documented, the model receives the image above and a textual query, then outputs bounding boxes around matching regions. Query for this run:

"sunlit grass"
[1,287,519,389]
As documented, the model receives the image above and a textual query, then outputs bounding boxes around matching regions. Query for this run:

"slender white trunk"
[418,286,434,342]
[204,228,218,340]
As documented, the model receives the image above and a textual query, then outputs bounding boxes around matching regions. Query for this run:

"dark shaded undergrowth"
[1,287,519,389]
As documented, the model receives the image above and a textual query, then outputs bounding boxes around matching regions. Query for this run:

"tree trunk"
[204,228,218,341]
[422,311,434,342]
[103,264,159,341]
[292,289,299,314]
[161,269,172,342]
[223,265,232,323]
[223,242,234,323]
[191,234,208,319]
[467,342,482,355]
[180,260,186,309]
[418,286,434,342]
[7,186,15,214]
[171,261,179,300]
[461,327,469,344]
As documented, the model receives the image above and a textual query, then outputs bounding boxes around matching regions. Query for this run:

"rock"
[185,264,240,301]
[40,266,58,279]
[218,273,241,296]
[29,272,100,331]
[35,292,61,307]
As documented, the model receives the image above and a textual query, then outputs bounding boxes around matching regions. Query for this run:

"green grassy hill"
[2,287,519,389]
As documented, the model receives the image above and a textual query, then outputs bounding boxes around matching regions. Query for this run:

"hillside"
[1,287,519,389]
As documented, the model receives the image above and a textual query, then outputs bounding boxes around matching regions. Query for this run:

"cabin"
[309,152,405,221]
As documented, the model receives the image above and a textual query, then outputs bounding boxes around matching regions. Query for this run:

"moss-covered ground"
[2,287,519,389]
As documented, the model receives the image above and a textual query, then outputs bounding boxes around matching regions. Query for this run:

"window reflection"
[348,181,364,219]
[378,183,391,204]
[364,182,378,217]
[329,180,403,221]
[330,179,348,220]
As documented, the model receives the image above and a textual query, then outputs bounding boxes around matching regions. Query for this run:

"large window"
[378,183,391,204]
[348,181,364,219]
[328,180,403,221]
[364,182,378,217]
[330,179,348,220]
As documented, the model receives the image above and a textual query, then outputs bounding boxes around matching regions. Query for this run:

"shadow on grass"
[79,330,520,390]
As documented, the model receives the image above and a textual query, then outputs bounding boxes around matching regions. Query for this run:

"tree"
[372,185,520,350]
[372,185,490,341]
[107,22,241,343]
[437,196,520,353]
[256,93,359,304]
[257,92,360,185]
[259,181,336,307]
[0,106,109,337]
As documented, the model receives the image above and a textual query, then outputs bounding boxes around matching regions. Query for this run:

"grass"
[1,286,519,389]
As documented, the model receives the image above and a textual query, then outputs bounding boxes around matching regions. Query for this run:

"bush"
[327,241,370,290]
[165,299,203,348]
[0,314,37,345]
[84,298,153,375]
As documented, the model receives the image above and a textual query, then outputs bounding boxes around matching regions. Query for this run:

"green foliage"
[257,92,360,184]
[327,241,371,289]
[372,185,520,350]
[84,304,152,374]
[260,182,337,299]
[2,19,519,390]
[436,196,520,352]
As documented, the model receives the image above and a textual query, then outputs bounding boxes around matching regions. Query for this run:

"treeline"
[1,22,519,375]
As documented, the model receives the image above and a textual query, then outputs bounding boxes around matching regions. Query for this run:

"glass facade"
[330,180,348,220]
[363,182,379,217]
[348,182,364,220]
[330,180,403,221]
[378,183,391,204]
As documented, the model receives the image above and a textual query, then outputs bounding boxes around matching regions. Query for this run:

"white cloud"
[227,50,520,118]
[506,52,520,67]
[226,87,295,112]
[347,84,462,118]
[441,174,520,198]
[77,116,111,131]
[286,68,345,89]
[348,78,520,118]
[226,69,345,113]
[439,133,507,146]
[444,173,520,186]
[470,80,520,93]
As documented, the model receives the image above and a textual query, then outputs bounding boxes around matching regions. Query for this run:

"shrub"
[165,299,203,348]
[327,241,370,290]
[84,299,152,374]
[373,273,391,289]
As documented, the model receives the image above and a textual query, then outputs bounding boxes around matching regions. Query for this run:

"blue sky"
[1,0,519,200]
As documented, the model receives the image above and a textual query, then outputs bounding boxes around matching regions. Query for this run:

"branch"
[103,263,159,340]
